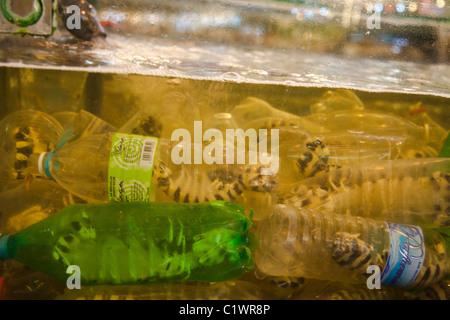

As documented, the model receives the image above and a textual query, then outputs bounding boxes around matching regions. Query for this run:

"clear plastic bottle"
[146,112,278,212]
[204,112,277,221]
[261,126,329,183]
[290,280,407,300]
[230,96,323,134]
[116,77,202,141]
[303,109,426,137]
[318,131,437,167]
[51,110,117,141]
[55,280,263,300]
[240,267,308,300]
[0,179,84,234]
[301,109,445,157]
[0,260,66,300]
[0,110,63,188]
[280,157,450,228]
[25,129,274,206]
[27,132,159,203]
[309,89,365,114]
[405,280,449,300]
[368,101,449,154]
[255,204,448,289]
[0,179,83,300]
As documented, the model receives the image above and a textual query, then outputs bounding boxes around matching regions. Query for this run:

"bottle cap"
[37,152,55,179]
[37,152,48,177]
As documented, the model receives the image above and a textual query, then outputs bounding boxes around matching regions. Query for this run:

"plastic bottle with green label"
[255,204,449,289]
[27,132,159,203]
[0,201,256,285]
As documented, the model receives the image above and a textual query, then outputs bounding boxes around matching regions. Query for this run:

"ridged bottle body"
[255,205,448,288]
[30,133,113,203]
[51,110,117,140]
[55,280,263,300]
[28,132,160,203]
[0,110,63,186]
[0,201,255,285]
[0,179,83,234]
[291,280,407,300]
[281,158,450,228]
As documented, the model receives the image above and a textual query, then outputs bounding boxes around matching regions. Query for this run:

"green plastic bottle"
[0,201,256,285]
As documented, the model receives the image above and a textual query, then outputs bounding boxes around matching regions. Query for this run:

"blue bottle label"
[380,223,425,287]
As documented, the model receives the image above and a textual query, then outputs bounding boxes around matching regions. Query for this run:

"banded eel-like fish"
[280,158,450,227]
[151,127,331,204]
[152,158,279,204]
[12,126,51,180]
[407,281,450,300]
[52,211,251,284]
[52,211,196,283]
[329,232,388,276]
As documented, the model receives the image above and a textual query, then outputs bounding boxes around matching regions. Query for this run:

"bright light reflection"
[396,3,406,13]
[319,7,329,16]
[391,45,401,54]
[374,3,384,13]
[408,2,418,12]
[304,9,314,19]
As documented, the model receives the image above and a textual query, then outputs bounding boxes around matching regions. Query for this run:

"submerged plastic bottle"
[405,280,450,300]
[55,280,263,300]
[0,261,66,300]
[0,110,63,188]
[318,131,436,167]
[255,204,448,289]
[309,89,365,114]
[27,132,159,203]
[0,179,84,234]
[280,157,450,228]
[0,201,256,285]
[302,109,445,155]
[289,279,407,300]
[51,110,117,141]
[230,97,323,134]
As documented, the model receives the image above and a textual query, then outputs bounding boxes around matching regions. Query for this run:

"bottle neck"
[0,234,10,261]
[27,152,53,179]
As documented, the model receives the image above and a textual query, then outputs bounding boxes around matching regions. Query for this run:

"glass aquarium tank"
[0,0,449,301]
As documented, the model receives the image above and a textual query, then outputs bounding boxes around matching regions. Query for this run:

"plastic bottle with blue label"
[26,132,160,203]
[255,204,448,289]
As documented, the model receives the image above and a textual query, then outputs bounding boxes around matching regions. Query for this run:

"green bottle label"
[108,133,159,202]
